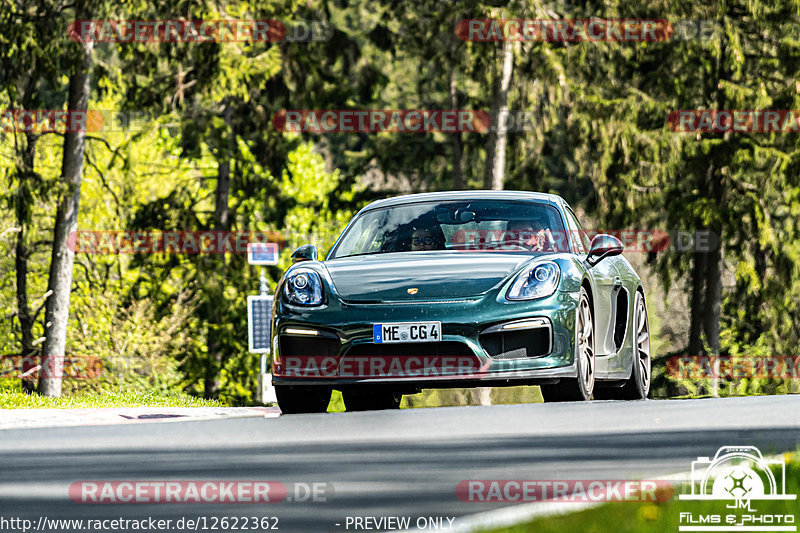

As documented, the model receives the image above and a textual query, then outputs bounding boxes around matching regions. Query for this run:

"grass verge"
[0,380,229,408]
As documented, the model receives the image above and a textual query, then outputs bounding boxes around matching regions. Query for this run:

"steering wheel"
[482,241,531,251]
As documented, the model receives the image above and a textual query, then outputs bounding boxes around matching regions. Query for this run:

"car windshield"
[330,200,570,258]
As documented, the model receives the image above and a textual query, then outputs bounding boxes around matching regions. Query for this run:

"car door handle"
[614,276,622,286]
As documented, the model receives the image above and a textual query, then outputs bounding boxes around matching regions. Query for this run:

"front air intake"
[480,324,551,359]
[279,331,340,358]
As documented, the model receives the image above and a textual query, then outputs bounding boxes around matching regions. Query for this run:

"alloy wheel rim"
[577,296,595,393]
[636,297,651,393]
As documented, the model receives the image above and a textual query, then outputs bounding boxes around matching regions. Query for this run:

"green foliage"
[65,285,196,396]
[279,138,355,260]
[403,387,544,408]
[2,0,800,404]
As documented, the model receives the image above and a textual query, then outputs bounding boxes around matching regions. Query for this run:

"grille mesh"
[480,328,550,359]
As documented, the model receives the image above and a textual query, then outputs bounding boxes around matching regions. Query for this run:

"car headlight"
[507,261,561,300]
[283,269,323,306]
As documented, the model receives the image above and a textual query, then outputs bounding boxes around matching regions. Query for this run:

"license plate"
[373,322,441,344]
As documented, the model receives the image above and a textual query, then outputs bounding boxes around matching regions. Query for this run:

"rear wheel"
[342,390,403,411]
[594,290,651,400]
[541,287,595,402]
[619,291,651,399]
[276,385,332,414]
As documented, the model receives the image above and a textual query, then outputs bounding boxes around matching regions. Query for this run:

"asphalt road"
[1,395,799,533]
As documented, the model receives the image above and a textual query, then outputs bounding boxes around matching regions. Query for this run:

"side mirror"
[291,244,318,263]
[586,234,623,266]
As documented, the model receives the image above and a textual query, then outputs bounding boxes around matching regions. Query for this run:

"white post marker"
[247,242,279,404]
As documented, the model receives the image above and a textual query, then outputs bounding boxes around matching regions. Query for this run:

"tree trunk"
[688,249,707,355]
[483,39,514,190]
[476,387,492,406]
[38,38,93,397]
[700,44,725,398]
[702,236,723,397]
[204,105,233,399]
[213,155,232,230]
[449,64,463,190]
[15,134,38,392]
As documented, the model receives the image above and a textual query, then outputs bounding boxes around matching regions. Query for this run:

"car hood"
[323,252,535,302]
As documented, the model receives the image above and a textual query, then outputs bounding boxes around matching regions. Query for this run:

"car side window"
[564,208,589,254]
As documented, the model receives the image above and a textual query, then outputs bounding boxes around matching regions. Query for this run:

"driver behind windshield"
[506,218,555,251]
[411,227,445,251]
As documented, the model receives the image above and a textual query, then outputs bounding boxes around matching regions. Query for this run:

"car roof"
[360,190,567,212]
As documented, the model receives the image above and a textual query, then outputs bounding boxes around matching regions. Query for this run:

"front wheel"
[276,385,332,414]
[342,390,403,411]
[541,287,595,402]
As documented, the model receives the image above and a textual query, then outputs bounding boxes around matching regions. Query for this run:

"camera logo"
[680,446,794,503]
[678,446,796,532]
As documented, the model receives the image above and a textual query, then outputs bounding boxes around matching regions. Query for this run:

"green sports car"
[271,191,651,413]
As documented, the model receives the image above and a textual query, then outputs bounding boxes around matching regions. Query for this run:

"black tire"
[541,287,595,402]
[592,383,625,400]
[539,383,564,402]
[342,390,402,411]
[276,385,332,414]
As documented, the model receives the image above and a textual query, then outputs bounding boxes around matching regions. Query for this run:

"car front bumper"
[271,290,580,389]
